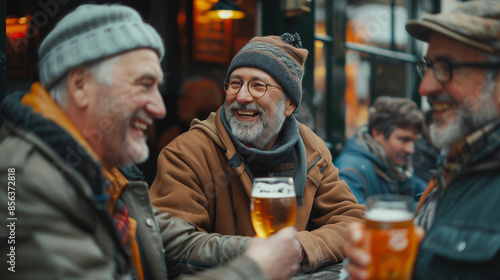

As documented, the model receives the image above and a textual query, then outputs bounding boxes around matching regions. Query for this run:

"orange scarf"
[22,83,144,280]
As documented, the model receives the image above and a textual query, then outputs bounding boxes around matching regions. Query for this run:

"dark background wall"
[3,0,257,184]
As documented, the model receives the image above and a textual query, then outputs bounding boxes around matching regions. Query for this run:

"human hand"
[244,227,301,280]
[343,222,371,280]
[343,222,425,280]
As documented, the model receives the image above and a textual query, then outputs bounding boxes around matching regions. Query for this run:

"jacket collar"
[352,125,411,184]
[2,83,147,272]
[437,118,500,191]
[21,82,100,162]
[3,83,134,199]
[216,105,307,206]
[189,106,328,205]
[2,84,105,195]
[23,83,132,207]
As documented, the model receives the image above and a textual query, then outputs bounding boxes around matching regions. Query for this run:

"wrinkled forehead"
[427,32,489,61]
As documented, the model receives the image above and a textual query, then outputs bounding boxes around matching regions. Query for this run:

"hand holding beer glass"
[250,177,297,238]
[362,194,418,280]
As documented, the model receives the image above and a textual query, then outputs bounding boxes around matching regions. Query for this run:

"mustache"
[427,94,456,104]
[227,102,265,115]
[132,110,153,125]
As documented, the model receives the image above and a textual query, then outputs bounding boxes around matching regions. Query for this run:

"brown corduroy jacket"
[150,107,366,272]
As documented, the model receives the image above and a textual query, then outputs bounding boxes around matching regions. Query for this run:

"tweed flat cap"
[406,1,500,55]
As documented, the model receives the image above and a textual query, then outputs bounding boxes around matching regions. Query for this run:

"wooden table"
[291,262,347,280]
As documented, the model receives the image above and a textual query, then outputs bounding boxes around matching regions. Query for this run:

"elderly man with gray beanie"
[150,33,366,273]
[0,4,303,280]
[344,1,500,279]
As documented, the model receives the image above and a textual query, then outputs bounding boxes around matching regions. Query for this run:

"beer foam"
[365,208,413,222]
[252,182,295,198]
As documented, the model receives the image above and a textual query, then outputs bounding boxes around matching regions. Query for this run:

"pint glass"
[250,177,297,238]
[363,194,418,280]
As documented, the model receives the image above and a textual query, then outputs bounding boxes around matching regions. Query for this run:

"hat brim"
[406,19,495,54]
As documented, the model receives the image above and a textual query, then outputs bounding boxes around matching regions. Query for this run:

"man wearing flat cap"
[0,4,303,280]
[344,1,500,279]
[150,33,366,273]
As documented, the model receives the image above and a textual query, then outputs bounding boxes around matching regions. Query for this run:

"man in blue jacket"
[334,96,426,206]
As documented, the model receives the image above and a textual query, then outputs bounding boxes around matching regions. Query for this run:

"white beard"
[225,96,287,150]
[430,74,499,149]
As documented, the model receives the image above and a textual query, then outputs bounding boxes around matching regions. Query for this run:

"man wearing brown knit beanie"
[150,33,366,274]
[0,4,302,280]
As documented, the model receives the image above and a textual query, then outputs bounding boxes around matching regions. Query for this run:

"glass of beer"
[363,194,418,280]
[250,177,297,238]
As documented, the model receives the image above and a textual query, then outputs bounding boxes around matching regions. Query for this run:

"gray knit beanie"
[227,33,308,108]
[38,4,165,89]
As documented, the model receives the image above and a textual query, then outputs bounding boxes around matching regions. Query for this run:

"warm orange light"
[217,10,233,19]
[6,17,30,39]
[206,9,245,20]
[205,0,245,20]
[18,17,28,24]
[6,18,18,25]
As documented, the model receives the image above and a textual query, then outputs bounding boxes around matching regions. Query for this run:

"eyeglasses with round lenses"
[223,77,282,98]
[416,57,500,83]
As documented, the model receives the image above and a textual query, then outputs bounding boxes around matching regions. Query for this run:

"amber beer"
[364,195,418,280]
[251,177,296,238]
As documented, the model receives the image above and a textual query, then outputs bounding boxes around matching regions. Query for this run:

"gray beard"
[225,97,287,150]
[430,76,499,150]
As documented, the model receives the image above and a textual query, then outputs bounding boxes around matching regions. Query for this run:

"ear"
[284,98,297,117]
[67,67,93,109]
[371,128,384,142]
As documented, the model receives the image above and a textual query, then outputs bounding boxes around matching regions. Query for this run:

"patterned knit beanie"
[227,33,309,108]
[38,4,165,89]
[406,1,500,55]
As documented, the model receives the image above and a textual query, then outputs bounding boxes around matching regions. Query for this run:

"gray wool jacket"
[0,89,265,280]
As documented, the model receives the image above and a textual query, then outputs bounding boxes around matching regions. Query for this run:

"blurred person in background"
[157,76,223,149]
[334,96,427,206]
[411,110,440,183]
[344,2,500,279]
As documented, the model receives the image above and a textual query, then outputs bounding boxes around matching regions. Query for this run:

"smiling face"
[419,33,500,149]
[85,49,166,169]
[224,67,296,150]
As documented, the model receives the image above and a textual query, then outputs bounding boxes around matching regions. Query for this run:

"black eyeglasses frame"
[416,57,500,83]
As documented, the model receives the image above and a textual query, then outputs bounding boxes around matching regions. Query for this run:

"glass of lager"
[250,177,297,238]
[363,194,418,280]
